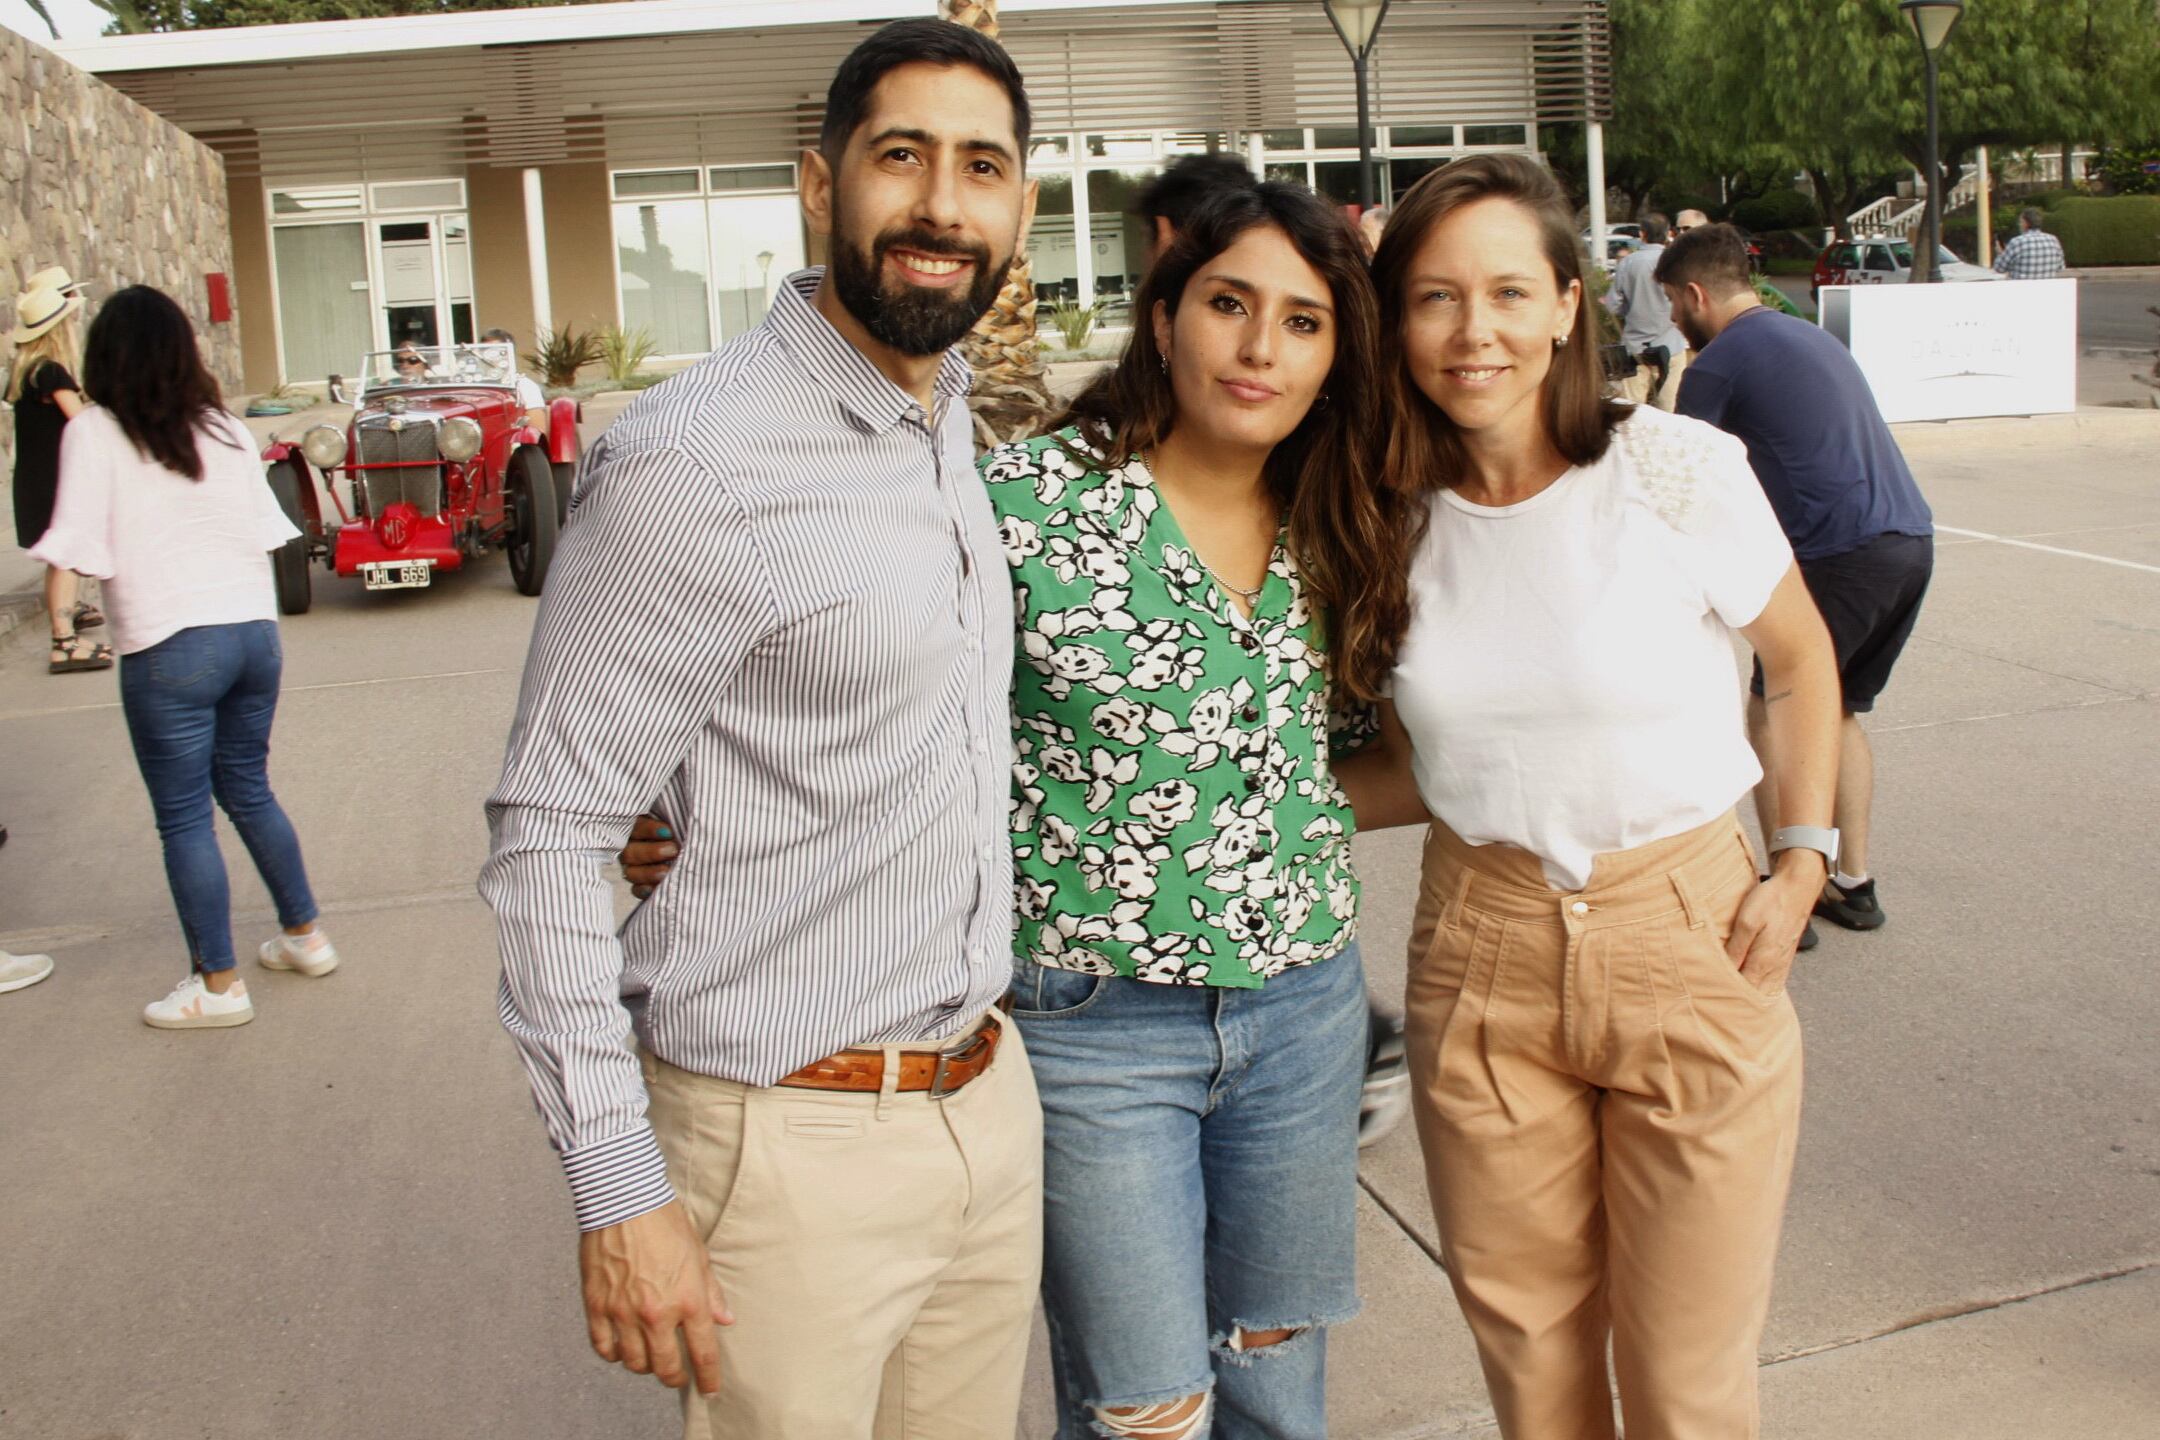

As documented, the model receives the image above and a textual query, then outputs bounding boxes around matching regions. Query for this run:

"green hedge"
[1729,188,1819,232]
[2047,197,2160,266]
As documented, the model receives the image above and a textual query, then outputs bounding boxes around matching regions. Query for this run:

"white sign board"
[1817,279,2078,423]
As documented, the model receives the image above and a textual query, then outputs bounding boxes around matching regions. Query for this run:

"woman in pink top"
[33,287,340,1030]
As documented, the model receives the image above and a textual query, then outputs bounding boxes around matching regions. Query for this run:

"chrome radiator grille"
[354,420,443,516]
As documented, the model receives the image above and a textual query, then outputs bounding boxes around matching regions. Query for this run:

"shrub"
[2091,146,2160,198]
[595,325,659,386]
[1729,188,1818,233]
[2048,197,2160,266]
[525,325,604,387]
[1045,298,1106,351]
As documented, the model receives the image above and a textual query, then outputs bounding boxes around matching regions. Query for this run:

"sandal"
[49,632,115,674]
[71,601,105,630]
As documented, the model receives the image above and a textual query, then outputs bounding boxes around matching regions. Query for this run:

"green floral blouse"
[981,427,1359,988]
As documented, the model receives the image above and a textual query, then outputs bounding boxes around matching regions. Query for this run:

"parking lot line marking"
[1936,525,2160,575]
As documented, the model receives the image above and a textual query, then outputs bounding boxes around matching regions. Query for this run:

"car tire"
[508,446,558,597]
[265,460,314,616]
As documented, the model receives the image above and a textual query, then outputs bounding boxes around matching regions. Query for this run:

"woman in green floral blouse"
[988,183,1407,1440]
[624,182,1410,1438]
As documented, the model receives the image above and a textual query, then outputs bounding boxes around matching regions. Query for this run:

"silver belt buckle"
[928,1022,992,1100]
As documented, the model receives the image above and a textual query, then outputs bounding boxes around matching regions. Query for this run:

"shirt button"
[1239,633,1259,652]
[1241,705,1261,723]
[1569,900,1590,917]
[1245,773,1263,792]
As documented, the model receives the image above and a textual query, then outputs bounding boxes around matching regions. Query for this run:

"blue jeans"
[119,622,318,972]
[1013,944,1367,1440]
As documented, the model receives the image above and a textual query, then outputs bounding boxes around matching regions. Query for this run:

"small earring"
[1318,391,1331,408]
[1554,334,1570,349]
[1158,353,1169,374]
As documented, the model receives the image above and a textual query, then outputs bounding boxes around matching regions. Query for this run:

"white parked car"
[1812,236,2002,299]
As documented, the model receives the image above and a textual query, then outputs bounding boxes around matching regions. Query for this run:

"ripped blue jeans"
[1013,943,1367,1439]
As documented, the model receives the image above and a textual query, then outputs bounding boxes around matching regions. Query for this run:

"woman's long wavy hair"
[1055,182,1413,701]
[81,286,242,482]
[1369,154,1628,496]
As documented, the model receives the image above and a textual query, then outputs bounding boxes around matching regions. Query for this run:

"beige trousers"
[1616,346,1689,410]
[1406,815,1802,1440]
[643,1011,1043,1440]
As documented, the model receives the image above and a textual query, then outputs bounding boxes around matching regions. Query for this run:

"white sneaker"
[143,972,255,1029]
[0,949,54,994]
[258,929,339,977]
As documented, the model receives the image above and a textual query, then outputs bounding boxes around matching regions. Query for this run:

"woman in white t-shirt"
[1338,157,1841,1438]
[33,287,340,1031]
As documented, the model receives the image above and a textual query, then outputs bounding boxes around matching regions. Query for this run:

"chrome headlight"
[438,416,483,463]
[300,424,347,470]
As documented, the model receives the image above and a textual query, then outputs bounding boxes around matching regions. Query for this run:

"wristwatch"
[1769,825,1840,866]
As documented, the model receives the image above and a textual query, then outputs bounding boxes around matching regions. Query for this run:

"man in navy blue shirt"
[1658,224,1933,937]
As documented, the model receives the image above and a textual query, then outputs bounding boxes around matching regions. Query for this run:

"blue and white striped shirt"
[481,270,1016,1231]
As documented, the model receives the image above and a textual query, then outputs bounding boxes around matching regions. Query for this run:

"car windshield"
[360,342,517,392]
[1879,242,1964,268]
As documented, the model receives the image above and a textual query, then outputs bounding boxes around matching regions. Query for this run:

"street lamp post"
[1899,0,1964,283]
[1323,0,1393,211]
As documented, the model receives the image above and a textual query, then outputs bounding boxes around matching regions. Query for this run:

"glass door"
[377,219,441,348]
[273,222,374,384]
[708,192,804,341]
[442,213,475,343]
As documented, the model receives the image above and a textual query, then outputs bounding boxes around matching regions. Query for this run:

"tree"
[88,0,617,31]
[938,0,1055,451]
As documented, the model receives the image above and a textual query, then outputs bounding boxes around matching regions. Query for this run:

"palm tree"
[22,0,60,38]
[938,0,1056,451]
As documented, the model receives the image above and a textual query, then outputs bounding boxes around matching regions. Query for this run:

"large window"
[611,164,805,355]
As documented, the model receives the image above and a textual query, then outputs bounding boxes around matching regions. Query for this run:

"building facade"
[57,0,1612,393]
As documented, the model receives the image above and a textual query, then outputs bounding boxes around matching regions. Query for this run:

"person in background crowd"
[481,326,548,428]
[389,341,431,382]
[1993,207,2066,280]
[1660,223,1935,938]
[1348,155,1840,1440]
[0,820,55,995]
[8,274,108,675]
[479,22,1044,1436]
[1358,204,1392,255]
[1136,153,1260,268]
[1602,211,1689,410]
[31,286,338,1030]
[1673,207,1711,237]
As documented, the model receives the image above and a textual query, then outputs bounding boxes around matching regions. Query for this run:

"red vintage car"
[260,342,578,613]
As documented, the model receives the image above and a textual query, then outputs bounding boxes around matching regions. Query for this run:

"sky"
[1,0,124,45]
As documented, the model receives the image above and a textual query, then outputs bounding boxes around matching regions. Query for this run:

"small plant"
[1045,298,1106,351]
[526,325,604,388]
[596,325,659,386]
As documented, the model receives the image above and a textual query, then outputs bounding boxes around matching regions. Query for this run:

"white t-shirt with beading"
[32,406,297,656]
[1393,406,1793,891]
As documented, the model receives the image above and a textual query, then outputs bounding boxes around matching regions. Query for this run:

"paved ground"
[1,398,2156,1438]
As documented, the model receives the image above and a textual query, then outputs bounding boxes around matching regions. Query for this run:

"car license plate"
[361,561,433,590]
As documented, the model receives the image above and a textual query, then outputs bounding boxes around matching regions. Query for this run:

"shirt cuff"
[561,1126,677,1232]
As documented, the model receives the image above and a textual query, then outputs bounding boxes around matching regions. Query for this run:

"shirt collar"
[765,267,975,434]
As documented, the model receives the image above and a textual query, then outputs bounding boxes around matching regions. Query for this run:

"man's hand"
[620,815,679,899]
[578,1201,732,1394]
[1726,852,1824,996]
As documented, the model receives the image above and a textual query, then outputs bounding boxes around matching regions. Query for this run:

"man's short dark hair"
[1641,211,1671,246]
[1135,154,1259,229]
[481,327,516,346]
[1654,223,1755,299]
[820,19,1030,162]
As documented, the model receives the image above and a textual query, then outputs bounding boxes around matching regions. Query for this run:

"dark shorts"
[1752,531,1933,714]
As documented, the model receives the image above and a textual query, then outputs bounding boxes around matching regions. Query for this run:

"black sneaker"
[1798,920,1819,951]
[1815,879,1886,931]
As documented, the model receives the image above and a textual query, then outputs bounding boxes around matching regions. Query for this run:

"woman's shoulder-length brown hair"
[1368,153,1628,495]
[1053,181,1412,702]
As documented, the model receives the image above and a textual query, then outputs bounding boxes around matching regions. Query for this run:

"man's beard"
[829,217,1008,357]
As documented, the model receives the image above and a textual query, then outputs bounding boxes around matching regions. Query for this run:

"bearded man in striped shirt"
[481,20,1042,1438]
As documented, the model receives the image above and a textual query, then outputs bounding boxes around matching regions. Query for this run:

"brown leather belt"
[775,1012,1003,1099]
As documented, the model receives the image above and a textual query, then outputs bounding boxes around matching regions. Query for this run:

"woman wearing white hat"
[9,272,109,673]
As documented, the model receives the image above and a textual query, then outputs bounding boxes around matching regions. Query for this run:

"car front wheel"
[507,446,558,596]
[265,460,314,615]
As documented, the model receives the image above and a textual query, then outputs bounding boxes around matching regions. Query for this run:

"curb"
[1892,404,2160,451]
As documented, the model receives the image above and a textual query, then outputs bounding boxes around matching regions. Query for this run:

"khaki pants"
[643,1011,1043,1440]
[1616,346,1689,410]
[1406,816,1802,1440]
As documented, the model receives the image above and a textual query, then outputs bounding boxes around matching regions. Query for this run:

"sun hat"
[10,286,84,344]
[25,265,87,297]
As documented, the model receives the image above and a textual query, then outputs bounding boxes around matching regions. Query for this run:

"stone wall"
[1,26,242,491]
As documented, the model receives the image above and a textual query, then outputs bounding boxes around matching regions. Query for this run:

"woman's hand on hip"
[620,814,679,898]
[1727,852,1825,994]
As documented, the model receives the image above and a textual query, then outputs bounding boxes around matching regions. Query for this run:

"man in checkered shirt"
[1993,208,2066,279]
